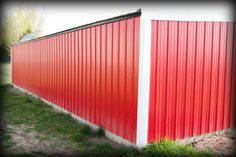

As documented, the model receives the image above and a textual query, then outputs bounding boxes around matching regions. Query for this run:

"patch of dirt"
[2,86,124,156]
[3,124,80,156]
[190,129,236,156]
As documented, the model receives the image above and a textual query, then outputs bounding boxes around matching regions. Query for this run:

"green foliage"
[1,6,44,54]
[79,125,92,135]
[1,85,85,142]
[72,125,93,143]
[92,144,139,157]
[94,127,105,136]
[72,132,84,142]
[0,133,15,148]
[142,139,215,157]
[114,146,139,157]
[92,143,113,156]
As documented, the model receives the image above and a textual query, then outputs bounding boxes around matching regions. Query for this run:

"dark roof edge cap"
[12,9,141,47]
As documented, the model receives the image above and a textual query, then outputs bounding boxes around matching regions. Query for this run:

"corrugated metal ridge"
[11,9,141,46]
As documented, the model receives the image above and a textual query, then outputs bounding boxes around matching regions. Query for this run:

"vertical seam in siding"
[111,23,114,131]
[54,37,55,105]
[81,30,84,117]
[60,36,61,106]
[174,21,179,138]
[105,24,107,127]
[222,22,229,129]
[201,22,206,134]
[124,19,127,138]
[154,21,158,140]
[67,35,69,110]
[73,32,76,113]
[229,23,235,126]
[71,33,73,112]
[99,26,102,125]
[132,17,135,143]
[67,34,69,110]
[58,36,60,104]
[184,22,189,138]
[165,21,169,137]
[72,32,74,112]
[215,22,222,130]
[117,21,120,135]
[94,27,97,124]
[63,35,65,108]
[208,22,214,133]
[53,37,54,105]
[192,22,198,135]
[85,29,87,118]
[90,28,92,121]
[77,31,80,116]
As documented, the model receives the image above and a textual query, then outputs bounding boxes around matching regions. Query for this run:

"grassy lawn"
[0,84,215,157]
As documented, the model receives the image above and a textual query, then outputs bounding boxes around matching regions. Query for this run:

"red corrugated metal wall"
[148,20,235,143]
[12,16,140,143]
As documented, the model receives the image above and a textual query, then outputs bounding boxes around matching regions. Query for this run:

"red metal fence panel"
[12,16,140,144]
[12,15,235,145]
[148,20,235,143]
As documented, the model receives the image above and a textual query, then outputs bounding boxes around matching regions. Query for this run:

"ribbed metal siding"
[12,16,140,143]
[148,20,235,142]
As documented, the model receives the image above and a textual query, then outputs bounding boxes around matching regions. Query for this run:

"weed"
[72,132,84,142]
[114,146,139,157]
[143,138,215,157]
[92,143,113,156]
[24,98,32,103]
[94,127,105,136]
[79,125,92,135]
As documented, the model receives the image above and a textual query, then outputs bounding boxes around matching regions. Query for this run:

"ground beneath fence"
[1,123,80,156]
[1,85,235,157]
[189,129,236,157]
[0,85,123,157]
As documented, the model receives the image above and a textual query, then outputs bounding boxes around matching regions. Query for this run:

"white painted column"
[10,46,12,84]
[136,19,152,148]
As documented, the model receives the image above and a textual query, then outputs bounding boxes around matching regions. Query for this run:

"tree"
[1,7,44,55]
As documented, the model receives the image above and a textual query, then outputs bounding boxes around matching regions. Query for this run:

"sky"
[3,1,234,37]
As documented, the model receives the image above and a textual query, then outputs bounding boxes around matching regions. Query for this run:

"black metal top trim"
[12,9,141,46]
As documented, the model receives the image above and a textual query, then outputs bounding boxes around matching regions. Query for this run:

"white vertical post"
[10,46,12,84]
[136,19,152,147]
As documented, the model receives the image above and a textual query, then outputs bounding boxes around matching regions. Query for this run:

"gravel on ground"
[189,129,236,157]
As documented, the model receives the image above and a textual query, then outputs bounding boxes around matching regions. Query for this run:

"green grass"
[84,143,138,157]
[0,85,216,157]
[0,133,15,149]
[143,139,214,157]
[1,84,93,148]
[92,143,114,156]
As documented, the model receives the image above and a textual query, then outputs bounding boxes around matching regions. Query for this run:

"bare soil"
[3,124,80,156]
[190,129,236,156]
